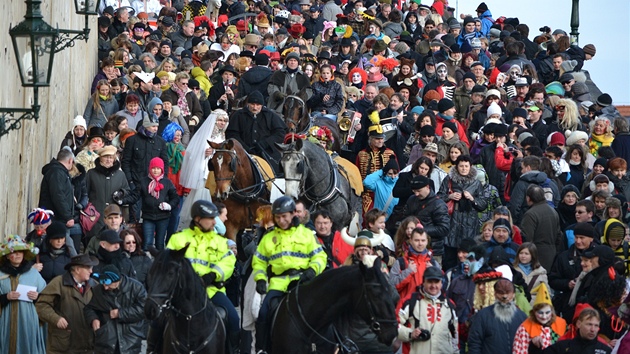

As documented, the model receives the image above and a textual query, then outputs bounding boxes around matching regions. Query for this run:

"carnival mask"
[535,305,553,325]
[352,72,362,84]
[437,65,448,81]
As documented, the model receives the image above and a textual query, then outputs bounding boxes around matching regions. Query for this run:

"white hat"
[135,71,155,84]
[494,264,513,282]
[566,130,589,146]
[73,115,87,129]
[487,102,502,118]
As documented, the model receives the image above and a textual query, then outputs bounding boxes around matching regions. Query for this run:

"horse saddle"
[215,305,228,325]
[251,155,275,192]
[333,156,363,196]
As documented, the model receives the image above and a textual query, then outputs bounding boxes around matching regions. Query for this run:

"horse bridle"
[147,263,218,354]
[213,147,268,201]
[283,148,341,208]
[358,281,398,332]
[282,150,309,191]
[284,95,308,130]
[213,148,240,183]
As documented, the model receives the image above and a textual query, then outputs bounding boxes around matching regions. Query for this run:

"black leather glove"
[112,190,125,205]
[202,272,216,286]
[75,203,84,211]
[300,268,316,282]
[256,280,267,295]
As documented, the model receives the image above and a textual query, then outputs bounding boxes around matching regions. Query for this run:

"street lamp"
[570,0,580,45]
[0,0,99,139]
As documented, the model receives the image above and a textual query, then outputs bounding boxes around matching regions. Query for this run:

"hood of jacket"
[519,170,548,184]
[449,164,478,186]
[148,96,163,115]
[242,65,273,84]
[42,158,69,176]
[191,66,206,79]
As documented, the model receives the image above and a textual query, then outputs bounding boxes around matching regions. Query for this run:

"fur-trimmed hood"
[449,164,479,186]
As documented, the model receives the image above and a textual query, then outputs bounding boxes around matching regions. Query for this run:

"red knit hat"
[548,132,566,147]
[149,157,164,172]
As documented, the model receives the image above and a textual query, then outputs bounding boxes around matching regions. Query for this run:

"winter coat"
[398,290,459,354]
[35,272,96,354]
[225,106,287,169]
[92,247,137,280]
[121,130,168,187]
[237,65,273,102]
[479,142,508,203]
[382,21,405,39]
[543,334,611,354]
[453,86,472,122]
[521,202,562,271]
[389,252,439,313]
[128,252,152,286]
[70,163,89,223]
[83,276,147,354]
[191,67,212,96]
[168,29,193,50]
[404,191,450,256]
[39,247,73,283]
[156,105,190,147]
[510,171,561,226]
[208,80,237,112]
[134,174,179,221]
[160,87,203,124]
[307,79,345,115]
[438,166,487,248]
[515,265,549,305]
[60,131,87,156]
[484,236,519,263]
[85,159,134,227]
[467,303,528,354]
[363,169,399,218]
[611,132,630,169]
[267,68,311,111]
[446,273,475,324]
[39,158,75,224]
[84,97,119,128]
[548,244,590,319]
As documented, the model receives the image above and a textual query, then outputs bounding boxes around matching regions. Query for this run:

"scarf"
[172,84,191,117]
[99,94,108,101]
[286,66,299,74]
[139,125,156,138]
[438,112,454,121]
[518,262,532,276]
[166,142,185,174]
[568,270,589,306]
[148,171,165,199]
[589,133,614,156]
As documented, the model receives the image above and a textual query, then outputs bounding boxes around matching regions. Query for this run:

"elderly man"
[36,254,100,354]
[225,90,287,172]
[168,20,194,50]
[398,266,459,354]
[468,278,528,354]
[267,52,311,113]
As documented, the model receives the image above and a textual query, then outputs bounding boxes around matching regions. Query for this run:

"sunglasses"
[125,241,136,244]
[555,105,566,111]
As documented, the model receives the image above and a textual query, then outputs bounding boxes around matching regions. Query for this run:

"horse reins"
[284,95,308,131]
[284,149,343,207]
[213,148,268,201]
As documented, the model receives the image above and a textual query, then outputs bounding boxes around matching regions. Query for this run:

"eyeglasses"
[134,28,145,31]
[125,241,136,244]
[179,81,189,86]
[192,87,200,91]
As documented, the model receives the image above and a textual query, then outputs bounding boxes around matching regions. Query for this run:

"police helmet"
[191,200,219,219]
[272,196,296,215]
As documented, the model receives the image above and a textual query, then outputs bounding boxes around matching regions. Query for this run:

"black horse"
[277,138,360,230]
[144,246,225,354]
[270,257,398,353]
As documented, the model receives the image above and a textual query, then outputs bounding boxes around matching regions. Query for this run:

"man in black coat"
[39,147,76,228]
[237,54,273,103]
[225,91,287,173]
[208,65,239,113]
[404,175,450,265]
[548,222,595,320]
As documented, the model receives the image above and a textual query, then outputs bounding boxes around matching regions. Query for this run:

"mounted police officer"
[147,200,240,353]
[252,196,328,354]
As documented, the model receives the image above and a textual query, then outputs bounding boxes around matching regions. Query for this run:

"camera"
[415,329,431,341]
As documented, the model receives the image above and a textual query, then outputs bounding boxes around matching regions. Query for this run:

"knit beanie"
[149,157,164,172]
[487,102,502,117]
[443,120,458,134]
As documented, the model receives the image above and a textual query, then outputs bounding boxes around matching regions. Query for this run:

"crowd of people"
[1,0,630,353]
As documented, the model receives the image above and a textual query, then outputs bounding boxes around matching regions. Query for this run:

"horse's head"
[283,96,307,132]
[209,139,240,200]
[276,139,306,199]
[356,256,399,345]
[145,245,190,320]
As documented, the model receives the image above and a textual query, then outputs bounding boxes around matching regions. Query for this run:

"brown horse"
[208,139,271,240]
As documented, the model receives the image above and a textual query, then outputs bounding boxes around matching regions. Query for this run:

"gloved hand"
[112,190,125,205]
[300,268,316,282]
[189,116,200,127]
[75,203,84,211]
[256,280,267,295]
[159,202,172,211]
[274,91,286,101]
[202,272,216,286]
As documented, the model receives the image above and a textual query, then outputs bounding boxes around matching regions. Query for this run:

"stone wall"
[0,1,97,239]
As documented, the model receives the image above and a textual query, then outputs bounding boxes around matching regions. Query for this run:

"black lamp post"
[570,0,580,45]
[0,0,99,139]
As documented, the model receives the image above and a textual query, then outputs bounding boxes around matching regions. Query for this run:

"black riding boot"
[255,320,269,354]
[228,331,241,354]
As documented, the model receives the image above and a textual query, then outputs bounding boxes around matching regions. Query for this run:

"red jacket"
[436,116,470,148]
[317,231,354,269]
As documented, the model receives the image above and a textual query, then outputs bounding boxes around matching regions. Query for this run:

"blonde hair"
[557,98,580,132]
[473,279,497,311]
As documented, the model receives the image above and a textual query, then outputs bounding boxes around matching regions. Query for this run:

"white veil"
[180,112,217,189]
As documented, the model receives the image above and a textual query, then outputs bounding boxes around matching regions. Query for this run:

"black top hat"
[88,126,106,140]
[218,65,239,76]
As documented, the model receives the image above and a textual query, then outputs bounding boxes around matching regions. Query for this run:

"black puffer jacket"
[438,165,487,248]
[128,253,153,286]
[39,159,75,224]
[548,244,592,318]
[237,65,273,102]
[134,175,179,221]
[404,191,450,256]
[70,163,88,223]
[121,129,168,187]
[307,79,345,115]
[84,276,147,354]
